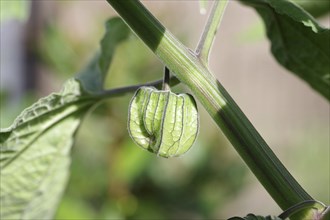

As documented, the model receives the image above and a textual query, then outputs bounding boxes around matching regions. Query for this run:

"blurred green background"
[1,1,329,219]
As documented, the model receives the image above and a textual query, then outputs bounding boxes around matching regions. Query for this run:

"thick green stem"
[106,0,313,217]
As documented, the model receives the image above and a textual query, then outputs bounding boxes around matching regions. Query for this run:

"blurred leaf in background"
[39,24,79,78]
[0,0,30,23]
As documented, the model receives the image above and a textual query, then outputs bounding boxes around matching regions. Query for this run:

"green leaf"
[0,0,30,23]
[291,0,330,18]
[0,79,95,219]
[322,208,330,220]
[128,87,199,158]
[240,0,330,101]
[77,17,130,94]
[0,17,130,219]
[228,213,282,220]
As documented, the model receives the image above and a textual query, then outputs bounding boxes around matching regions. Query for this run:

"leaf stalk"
[96,76,179,99]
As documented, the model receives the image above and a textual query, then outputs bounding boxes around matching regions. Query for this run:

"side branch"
[196,0,228,66]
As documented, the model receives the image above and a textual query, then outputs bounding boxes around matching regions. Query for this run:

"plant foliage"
[0,17,130,219]
[240,0,330,101]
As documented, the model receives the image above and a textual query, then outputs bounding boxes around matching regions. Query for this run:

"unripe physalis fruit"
[128,86,199,158]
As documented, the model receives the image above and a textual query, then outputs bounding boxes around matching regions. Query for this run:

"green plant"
[0,0,329,219]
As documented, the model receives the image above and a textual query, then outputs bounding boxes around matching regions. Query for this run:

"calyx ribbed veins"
[128,86,199,158]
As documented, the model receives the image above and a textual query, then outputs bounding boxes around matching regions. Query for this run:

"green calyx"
[128,86,199,158]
